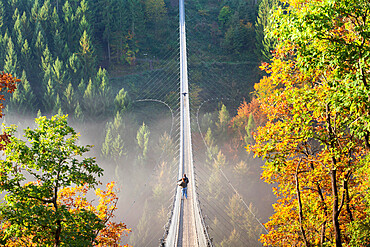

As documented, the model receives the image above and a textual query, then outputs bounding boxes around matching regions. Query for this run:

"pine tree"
[110,0,130,63]
[39,0,51,22]
[52,57,67,91]
[244,113,255,145]
[20,39,31,72]
[96,68,112,112]
[114,88,130,114]
[43,78,56,112]
[74,101,84,122]
[78,30,95,79]
[82,78,100,119]
[33,23,46,60]
[99,0,114,63]
[128,0,146,38]
[216,103,230,140]
[31,0,40,21]
[4,37,18,77]
[63,82,76,115]
[19,11,31,43]
[52,93,61,115]
[51,7,61,33]
[136,122,150,163]
[12,10,23,49]
[9,70,37,115]
[41,45,53,86]
[255,0,278,62]
[67,53,80,80]
[101,112,126,175]
[62,1,75,47]
[0,1,4,31]
[53,30,65,60]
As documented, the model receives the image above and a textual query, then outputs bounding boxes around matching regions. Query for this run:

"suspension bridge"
[120,0,270,246]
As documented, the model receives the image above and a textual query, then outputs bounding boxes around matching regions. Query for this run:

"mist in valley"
[1,97,274,246]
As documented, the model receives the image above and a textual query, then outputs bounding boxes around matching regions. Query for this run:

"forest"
[0,0,369,246]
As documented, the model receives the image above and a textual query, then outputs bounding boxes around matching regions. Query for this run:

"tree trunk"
[295,162,309,246]
[330,169,342,247]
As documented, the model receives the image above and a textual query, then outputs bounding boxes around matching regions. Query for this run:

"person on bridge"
[178,174,189,199]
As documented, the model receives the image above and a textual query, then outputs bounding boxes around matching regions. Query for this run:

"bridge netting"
[117,1,269,246]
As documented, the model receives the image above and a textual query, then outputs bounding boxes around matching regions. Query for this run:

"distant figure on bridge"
[182,92,187,96]
[178,174,189,199]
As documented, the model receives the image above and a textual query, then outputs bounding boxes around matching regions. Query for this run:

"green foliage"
[101,111,126,163]
[254,0,279,62]
[4,37,18,76]
[216,103,230,140]
[9,70,36,115]
[136,122,150,163]
[144,0,167,24]
[114,88,130,114]
[0,115,104,246]
[218,6,232,29]
[244,113,255,145]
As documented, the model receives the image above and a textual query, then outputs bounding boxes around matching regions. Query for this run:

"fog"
[1,101,274,246]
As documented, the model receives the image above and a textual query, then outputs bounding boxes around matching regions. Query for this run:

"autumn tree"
[0,71,17,148]
[248,0,370,246]
[57,182,131,247]
[0,115,108,246]
[230,98,267,147]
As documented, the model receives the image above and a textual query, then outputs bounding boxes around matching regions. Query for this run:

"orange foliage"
[0,72,18,150]
[230,98,267,144]
[58,182,131,247]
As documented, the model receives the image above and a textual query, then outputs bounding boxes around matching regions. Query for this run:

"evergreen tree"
[20,11,31,44]
[43,78,56,112]
[136,122,150,163]
[96,68,112,111]
[67,53,80,80]
[78,30,95,79]
[244,113,255,145]
[101,111,126,181]
[33,23,47,60]
[53,30,65,60]
[20,39,31,72]
[52,57,67,91]
[0,34,6,69]
[52,93,61,115]
[12,10,23,49]
[62,1,75,47]
[31,0,40,22]
[41,45,53,85]
[255,0,278,62]
[82,78,105,119]
[63,82,76,115]
[110,0,130,63]
[74,101,84,122]
[226,194,262,245]
[218,5,233,30]
[9,70,36,115]
[128,0,146,38]
[114,88,130,114]
[51,7,61,33]
[76,0,89,22]
[4,37,18,77]
[94,0,115,63]
[0,1,4,31]
[39,0,51,22]
[216,103,230,139]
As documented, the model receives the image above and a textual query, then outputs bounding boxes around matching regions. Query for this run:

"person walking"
[178,174,189,199]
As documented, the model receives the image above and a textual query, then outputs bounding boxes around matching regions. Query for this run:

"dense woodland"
[0,0,275,246]
[1,0,368,246]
